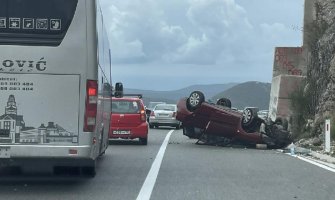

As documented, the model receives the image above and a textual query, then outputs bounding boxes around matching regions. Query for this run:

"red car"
[176,91,291,148]
[109,95,148,145]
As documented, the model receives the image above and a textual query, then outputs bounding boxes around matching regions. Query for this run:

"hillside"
[301,0,335,137]
[124,82,271,109]
[124,83,237,106]
[211,81,271,110]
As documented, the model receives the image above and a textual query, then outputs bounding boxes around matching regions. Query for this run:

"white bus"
[0,0,119,176]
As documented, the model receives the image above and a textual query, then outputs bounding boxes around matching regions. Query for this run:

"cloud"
[102,0,256,65]
[102,0,188,64]
[186,0,252,36]
[100,0,304,90]
[172,0,254,64]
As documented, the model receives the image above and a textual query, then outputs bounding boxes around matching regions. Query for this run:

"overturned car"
[176,91,292,148]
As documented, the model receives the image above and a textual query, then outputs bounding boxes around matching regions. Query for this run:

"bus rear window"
[0,0,78,46]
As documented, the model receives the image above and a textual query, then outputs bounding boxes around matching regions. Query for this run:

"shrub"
[289,79,319,139]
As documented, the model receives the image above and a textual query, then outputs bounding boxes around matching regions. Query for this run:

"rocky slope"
[305,0,335,136]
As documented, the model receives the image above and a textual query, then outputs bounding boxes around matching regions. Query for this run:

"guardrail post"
[325,119,331,153]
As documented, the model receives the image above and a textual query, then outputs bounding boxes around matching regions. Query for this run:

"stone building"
[0,95,25,143]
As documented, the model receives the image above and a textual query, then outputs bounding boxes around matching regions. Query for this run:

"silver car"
[149,104,181,129]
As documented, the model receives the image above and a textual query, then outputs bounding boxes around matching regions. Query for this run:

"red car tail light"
[84,80,98,132]
[140,109,146,122]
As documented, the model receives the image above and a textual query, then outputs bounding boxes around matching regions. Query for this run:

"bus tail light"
[84,80,98,132]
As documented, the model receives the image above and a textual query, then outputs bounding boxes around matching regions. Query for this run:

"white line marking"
[297,156,335,173]
[136,130,174,200]
[286,153,335,173]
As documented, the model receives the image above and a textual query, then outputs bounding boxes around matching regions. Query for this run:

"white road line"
[136,130,174,200]
[286,153,335,173]
[297,156,335,173]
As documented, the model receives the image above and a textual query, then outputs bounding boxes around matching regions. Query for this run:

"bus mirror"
[114,82,123,98]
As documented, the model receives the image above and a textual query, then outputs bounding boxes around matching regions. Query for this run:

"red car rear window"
[112,100,141,114]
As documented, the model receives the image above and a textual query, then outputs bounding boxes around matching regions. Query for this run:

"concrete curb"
[298,154,335,170]
[280,146,335,165]
[309,151,335,164]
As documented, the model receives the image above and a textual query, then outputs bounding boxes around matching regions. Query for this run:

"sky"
[100,0,304,91]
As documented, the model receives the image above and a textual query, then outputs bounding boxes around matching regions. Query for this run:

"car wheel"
[149,124,154,129]
[139,138,148,145]
[242,108,255,127]
[176,124,181,130]
[187,91,205,111]
[216,98,231,108]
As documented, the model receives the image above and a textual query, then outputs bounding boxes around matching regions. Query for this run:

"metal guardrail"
[112,94,143,99]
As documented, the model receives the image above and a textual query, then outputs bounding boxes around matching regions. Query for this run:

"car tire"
[187,91,205,111]
[242,108,255,127]
[149,124,154,129]
[139,137,148,145]
[216,98,231,108]
[176,124,181,130]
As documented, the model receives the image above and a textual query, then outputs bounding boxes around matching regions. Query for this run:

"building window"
[4,121,11,130]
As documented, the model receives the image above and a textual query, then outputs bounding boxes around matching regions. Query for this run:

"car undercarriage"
[176,91,292,149]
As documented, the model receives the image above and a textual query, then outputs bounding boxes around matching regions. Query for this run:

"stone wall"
[268,75,305,122]
[273,47,306,77]
[305,0,335,134]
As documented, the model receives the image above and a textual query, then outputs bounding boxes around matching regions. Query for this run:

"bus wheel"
[81,161,96,178]
[81,166,96,177]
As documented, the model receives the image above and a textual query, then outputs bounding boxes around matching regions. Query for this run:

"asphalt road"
[1,128,335,200]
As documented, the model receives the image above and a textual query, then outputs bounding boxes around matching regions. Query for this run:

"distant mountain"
[124,82,270,109]
[211,81,271,110]
[124,83,237,106]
